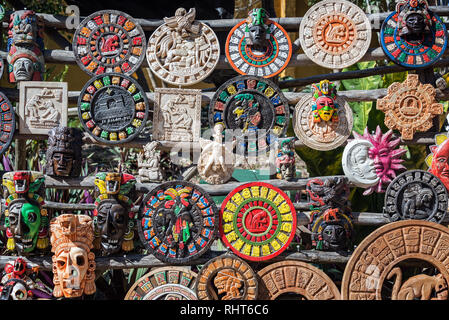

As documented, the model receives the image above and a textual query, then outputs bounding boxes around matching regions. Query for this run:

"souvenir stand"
[0,0,448,300]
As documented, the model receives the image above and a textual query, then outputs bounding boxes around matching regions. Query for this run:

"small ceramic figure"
[275,138,296,181]
[137,141,164,183]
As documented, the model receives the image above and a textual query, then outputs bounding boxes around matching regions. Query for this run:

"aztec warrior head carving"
[245,8,270,47]
[396,0,432,38]
[50,214,96,298]
[311,80,338,123]
[45,126,83,177]
[7,10,45,82]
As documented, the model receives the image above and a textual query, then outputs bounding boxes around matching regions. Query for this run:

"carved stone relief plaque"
[153,88,202,142]
[377,74,443,140]
[219,182,297,261]
[73,10,146,76]
[146,8,220,86]
[299,0,372,69]
[125,267,198,300]
[341,220,449,300]
[18,82,67,135]
[196,254,258,300]
[257,260,341,300]
[0,92,15,156]
[384,170,448,223]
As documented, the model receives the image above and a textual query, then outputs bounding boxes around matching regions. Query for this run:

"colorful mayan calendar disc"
[0,92,15,156]
[137,181,218,264]
[73,10,146,76]
[208,75,289,154]
[195,254,258,300]
[146,8,220,86]
[380,0,447,68]
[219,182,297,261]
[225,8,292,78]
[78,73,149,144]
[299,0,372,69]
[125,267,198,300]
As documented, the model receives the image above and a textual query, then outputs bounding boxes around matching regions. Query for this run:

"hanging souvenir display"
[341,220,449,300]
[18,82,68,135]
[92,172,137,255]
[225,8,292,78]
[427,133,449,192]
[293,80,353,151]
[377,74,443,140]
[384,170,448,223]
[146,7,220,86]
[50,214,96,298]
[380,0,447,68]
[152,88,202,142]
[195,254,258,300]
[209,75,289,154]
[219,182,297,261]
[125,267,198,300]
[77,73,149,144]
[137,181,218,264]
[257,260,341,300]
[0,92,16,156]
[45,126,83,177]
[2,171,48,255]
[299,0,372,69]
[73,10,146,76]
[197,123,235,184]
[275,137,296,181]
[350,126,407,195]
[7,10,45,83]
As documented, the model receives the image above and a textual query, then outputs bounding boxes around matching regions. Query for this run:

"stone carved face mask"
[321,223,348,251]
[7,201,41,254]
[52,152,74,176]
[245,8,270,47]
[95,200,128,255]
[13,57,34,81]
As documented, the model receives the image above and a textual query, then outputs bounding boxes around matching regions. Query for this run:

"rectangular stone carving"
[19,81,68,135]
[152,88,201,142]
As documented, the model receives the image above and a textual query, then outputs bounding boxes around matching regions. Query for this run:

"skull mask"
[0,279,29,300]
[6,200,41,254]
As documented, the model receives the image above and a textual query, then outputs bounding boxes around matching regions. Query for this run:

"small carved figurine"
[275,138,296,180]
[7,10,45,83]
[93,172,137,255]
[50,214,96,298]
[137,141,164,182]
[45,126,83,177]
[2,171,48,254]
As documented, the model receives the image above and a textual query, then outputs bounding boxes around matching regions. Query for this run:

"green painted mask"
[7,201,41,253]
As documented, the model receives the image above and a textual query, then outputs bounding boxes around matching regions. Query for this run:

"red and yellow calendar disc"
[219,182,296,261]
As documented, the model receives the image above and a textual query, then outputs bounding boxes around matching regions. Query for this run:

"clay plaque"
[380,0,447,68]
[299,0,372,69]
[219,182,297,261]
[208,75,289,154]
[153,88,202,142]
[384,170,448,223]
[377,74,443,140]
[18,82,67,135]
[146,7,220,86]
[225,8,292,78]
[125,267,198,300]
[0,92,15,156]
[73,10,146,76]
[257,260,341,300]
[137,181,218,264]
[293,80,353,151]
[196,254,258,300]
[78,73,149,144]
[341,220,449,300]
